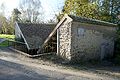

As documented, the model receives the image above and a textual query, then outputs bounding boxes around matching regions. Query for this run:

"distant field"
[0,34,15,47]
[0,34,15,40]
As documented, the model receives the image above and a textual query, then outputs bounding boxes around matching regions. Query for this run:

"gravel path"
[0,47,120,80]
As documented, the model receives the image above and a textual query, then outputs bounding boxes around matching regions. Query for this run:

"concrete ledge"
[9,47,53,58]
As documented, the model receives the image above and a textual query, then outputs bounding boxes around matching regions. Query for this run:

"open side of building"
[15,22,56,55]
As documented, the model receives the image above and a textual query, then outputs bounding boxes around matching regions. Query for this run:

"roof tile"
[18,23,56,49]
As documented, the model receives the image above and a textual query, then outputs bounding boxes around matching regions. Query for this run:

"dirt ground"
[0,47,120,80]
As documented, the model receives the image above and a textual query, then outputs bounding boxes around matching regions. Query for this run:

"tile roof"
[69,15,117,27]
[18,23,56,49]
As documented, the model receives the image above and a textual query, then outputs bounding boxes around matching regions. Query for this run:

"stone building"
[15,14,117,62]
[42,14,117,62]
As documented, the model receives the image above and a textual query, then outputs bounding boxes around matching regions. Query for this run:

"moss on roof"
[69,15,117,27]
[17,23,56,49]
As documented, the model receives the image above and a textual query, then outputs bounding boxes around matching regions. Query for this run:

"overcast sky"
[0,0,64,21]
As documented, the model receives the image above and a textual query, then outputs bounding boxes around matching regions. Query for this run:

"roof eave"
[69,15,117,27]
[15,22,31,50]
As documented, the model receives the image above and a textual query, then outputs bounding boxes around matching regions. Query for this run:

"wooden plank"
[9,47,54,58]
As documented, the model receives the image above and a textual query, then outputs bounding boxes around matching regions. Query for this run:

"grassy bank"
[0,34,15,47]
[0,40,9,47]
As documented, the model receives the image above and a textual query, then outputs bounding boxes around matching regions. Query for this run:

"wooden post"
[57,29,59,55]
[14,42,15,48]
[8,40,9,47]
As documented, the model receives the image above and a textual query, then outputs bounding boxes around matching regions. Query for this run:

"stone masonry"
[57,20,72,61]
[71,22,116,62]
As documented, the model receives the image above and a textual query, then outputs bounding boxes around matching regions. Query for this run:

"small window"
[77,28,85,36]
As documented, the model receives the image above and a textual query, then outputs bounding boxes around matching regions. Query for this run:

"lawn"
[0,34,15,40]
[0,34,15,47]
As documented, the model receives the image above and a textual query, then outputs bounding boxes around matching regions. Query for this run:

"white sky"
[0,0,19,17]
[41,0,64,20]
[0,0,64,21]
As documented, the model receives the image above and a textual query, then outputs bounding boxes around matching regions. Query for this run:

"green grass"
[0,40,9,47]
[0,34,15,47]
[0,34,15,40]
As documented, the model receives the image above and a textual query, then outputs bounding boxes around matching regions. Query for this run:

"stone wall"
[71,22,117,61]
[57,20,72,61]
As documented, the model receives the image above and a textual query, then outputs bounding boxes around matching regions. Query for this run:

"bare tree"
[19,0,44,23]
[0,3,5,15]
